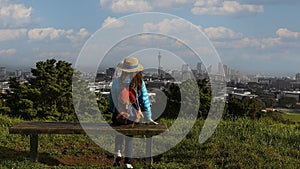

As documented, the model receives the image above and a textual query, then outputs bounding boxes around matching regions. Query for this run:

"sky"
[0,0,300,77]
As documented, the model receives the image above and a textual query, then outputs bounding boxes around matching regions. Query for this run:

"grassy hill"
[0,114,299,168]
[282,113,300,123]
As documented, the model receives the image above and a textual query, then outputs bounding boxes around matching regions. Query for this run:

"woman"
[109,57,158,168]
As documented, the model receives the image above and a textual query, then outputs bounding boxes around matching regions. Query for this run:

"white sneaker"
[125,163,134,168]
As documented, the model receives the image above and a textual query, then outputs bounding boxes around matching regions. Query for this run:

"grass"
[282,112,300,123]
[1,114,300,168]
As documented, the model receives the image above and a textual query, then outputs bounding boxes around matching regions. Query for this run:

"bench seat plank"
[9,122,168,136]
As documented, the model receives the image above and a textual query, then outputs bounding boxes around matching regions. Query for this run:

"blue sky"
[0,0,300,76]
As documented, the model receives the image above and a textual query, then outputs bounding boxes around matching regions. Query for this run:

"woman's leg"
[124,135,133,164]
[113,135,124,166]
[115,135,123,152]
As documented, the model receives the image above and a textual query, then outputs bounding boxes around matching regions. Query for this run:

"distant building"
[0,81,9,94]
[223,64,228,76]
[171,70,181,81]
[258,78,272,85]
[95,72,106,82]
[196,62,202,74]
[218,62,223,75]
[281,91,300,102]
[228,87,258,100]
[16,70,22,77]
[0,67,6,78]
[182,64,188,72]
[106,68,115,79]
[158,52,162,77]
[207,65,212,74]
[296,73,300,81]
[22,71,33,80]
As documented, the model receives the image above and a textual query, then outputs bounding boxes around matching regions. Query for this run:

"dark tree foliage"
[162,83,181,119]
[278,97,297,108]
[261,97,277,108]
[2,59,77,121]
[197,79,211,119]
[1,78,36,119]
[30,59,76,121]
[225,97,266,120]
[161,79,211,119]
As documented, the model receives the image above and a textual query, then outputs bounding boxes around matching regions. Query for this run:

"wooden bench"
[9,122,168,165]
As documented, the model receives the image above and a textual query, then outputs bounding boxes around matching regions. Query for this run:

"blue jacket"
[109,77,152,121]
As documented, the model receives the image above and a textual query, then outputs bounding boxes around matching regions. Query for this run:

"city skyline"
[0,1,300,76]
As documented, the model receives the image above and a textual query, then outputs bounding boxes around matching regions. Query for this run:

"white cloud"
[28,27,69,40]
[143,19,243,41]
[0,0,32,27]
[260,37,281,48]
[28,27,89,42]
[213,37,281,49]
[0,29,27,41]
[237,0,299,5]
[151,0,192,8]
[143,18,194,34]
[66,28,90,43]
[0,48,16,55]
[101,17,125,29]
[276,28,300,39]
[100,0,195,13]
[192,0,264,15]
[204,27,243,40]
[100,0,152,13]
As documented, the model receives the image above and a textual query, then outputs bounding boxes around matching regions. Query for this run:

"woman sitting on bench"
[109,57,158,168]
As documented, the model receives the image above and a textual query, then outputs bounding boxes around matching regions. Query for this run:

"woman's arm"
[109,78,119,114]
[138,80,158,124]
[138,81,152,121]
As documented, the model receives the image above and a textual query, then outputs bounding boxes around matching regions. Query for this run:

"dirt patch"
[59,154,113,166]
[58,154,149,167]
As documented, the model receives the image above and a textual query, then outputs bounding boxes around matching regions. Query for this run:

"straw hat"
[117,57,143,72]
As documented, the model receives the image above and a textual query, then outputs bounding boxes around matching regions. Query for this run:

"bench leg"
[30,134,38,162]
[146,137,153,166]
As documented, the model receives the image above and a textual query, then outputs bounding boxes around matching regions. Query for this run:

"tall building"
[158,51,162,76]
[16,69,22,77]
[182,64,188,72]
[223,64,228,76]
[182,64,190,81]
[207,65,212,74]
[196,62,202,74]
[0,67,6,78]
[218,62,223,75]
[296,73,300,81]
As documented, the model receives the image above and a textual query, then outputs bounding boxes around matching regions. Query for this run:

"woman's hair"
[120,71,143,94]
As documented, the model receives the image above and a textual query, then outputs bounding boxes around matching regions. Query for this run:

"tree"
[161,79,211,119]
[2,78,37,120]
[72,70,103,122]
[162,83,181,119]
[261,97,277,108]
[226,98,244,119]
[3,59,77,121]
[225,97,265,120]
[279,97,297,108]
[197,79,211,119]
[29,59,76,121]
[245,97,265,119]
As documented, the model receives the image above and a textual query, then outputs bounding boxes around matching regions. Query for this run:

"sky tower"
[158,51,162,77]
